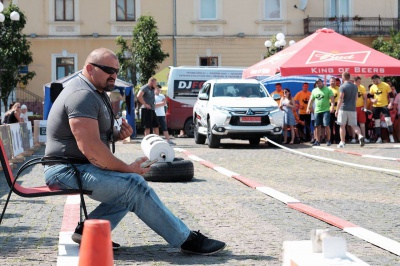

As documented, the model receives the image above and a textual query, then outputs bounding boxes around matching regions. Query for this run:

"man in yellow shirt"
[294,82,311,141]
[329,77,340,144]
[271,83,284,105]
[368,74,395,143]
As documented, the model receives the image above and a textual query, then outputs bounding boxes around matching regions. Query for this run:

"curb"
[174,147,400,256]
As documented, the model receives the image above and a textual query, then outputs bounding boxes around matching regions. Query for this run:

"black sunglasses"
[90,63,119,75]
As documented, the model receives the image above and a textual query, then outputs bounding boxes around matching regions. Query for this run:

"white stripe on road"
[213,166,239,177]
[58,196,80,266]
[65,195,80,205]
[312,146,336,152]
[256,187,301,204]
[187,155,205,162]
[344,227,400,256]
[361,154,399,161]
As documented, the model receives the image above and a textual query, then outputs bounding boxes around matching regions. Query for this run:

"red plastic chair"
[0,139,92,225]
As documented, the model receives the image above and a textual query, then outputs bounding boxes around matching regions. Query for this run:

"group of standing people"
[1,102,29,125]
[272,73,398,147]
[137,77,176,145]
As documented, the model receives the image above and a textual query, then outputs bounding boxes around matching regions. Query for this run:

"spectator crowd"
[272,74,399,146]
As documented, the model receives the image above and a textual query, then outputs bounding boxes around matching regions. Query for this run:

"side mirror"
[272,94,281,101]
[198,93,209,100]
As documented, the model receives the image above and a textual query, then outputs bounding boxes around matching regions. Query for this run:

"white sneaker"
[337,142,346,148]
[389,135,395,143]
[376,137,382,143]
[350,139,357,144]
[364,138,370,143]
[359,136,365,147]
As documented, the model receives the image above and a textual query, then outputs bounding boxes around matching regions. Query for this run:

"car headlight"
[266,106,280,113]
[269,110,284,127]
[212,105,230,113]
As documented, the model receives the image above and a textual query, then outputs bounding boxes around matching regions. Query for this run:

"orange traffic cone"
[78,219,114,266]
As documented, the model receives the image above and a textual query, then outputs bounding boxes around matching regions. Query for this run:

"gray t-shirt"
[139,84,155,110]
[45,74,112,160]
[339,81,357,111]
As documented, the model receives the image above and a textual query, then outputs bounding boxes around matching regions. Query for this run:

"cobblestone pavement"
[0,137,399,265]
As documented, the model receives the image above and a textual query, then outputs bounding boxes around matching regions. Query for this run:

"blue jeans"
[44,164,190,247]
[314,111,330,127]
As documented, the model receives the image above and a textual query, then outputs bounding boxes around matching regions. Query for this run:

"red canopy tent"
[242,28,400,79]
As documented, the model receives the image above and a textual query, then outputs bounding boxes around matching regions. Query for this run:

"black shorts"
[141,108,159,128]
[157,116,168,131]
[372,106,390,120]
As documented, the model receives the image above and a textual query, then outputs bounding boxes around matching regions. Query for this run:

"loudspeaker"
[50,82,64,103]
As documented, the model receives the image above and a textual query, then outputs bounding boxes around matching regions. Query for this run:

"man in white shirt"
[155,85,175,145]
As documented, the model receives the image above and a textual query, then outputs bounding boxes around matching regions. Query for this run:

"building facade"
[2,0,399,100]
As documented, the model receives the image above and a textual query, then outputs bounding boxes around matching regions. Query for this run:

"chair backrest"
[0,139,16,189]
[0,139,92,198]
[0,140,91,225]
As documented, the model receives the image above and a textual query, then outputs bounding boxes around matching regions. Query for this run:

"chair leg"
[0,188,14,225]
[79,193,88,220]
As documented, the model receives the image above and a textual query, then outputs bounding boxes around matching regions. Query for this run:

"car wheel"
[194,118,206,144]
[184,119,195,138]
[143,157,194,182]
[249,137,260,145]
[207,120,220,148]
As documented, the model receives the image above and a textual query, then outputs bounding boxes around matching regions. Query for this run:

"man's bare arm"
[69,117,149,175]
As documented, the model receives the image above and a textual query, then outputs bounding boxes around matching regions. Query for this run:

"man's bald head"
[82,48,120,92]
[84,48,118,66]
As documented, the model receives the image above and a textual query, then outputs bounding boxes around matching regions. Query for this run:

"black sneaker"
[359,136,365,147]
[71,221,121,250]
[181,230,226,255]
[312,141,320,146]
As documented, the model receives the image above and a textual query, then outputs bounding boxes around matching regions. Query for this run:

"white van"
[165,66,245,137]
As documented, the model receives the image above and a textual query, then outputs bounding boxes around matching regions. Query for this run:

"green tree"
[0,3,35,112]
[115,15,168,89]
[372,30,400,90]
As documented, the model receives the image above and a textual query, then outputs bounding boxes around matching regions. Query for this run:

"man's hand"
[117,119,133,140]
[130,157,152,175]
[335,110,339,117]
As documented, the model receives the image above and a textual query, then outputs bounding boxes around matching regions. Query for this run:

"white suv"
[193,79,284,148]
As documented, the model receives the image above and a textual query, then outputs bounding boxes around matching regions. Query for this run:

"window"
[116,0,135,21]
[55,0,74,21]
[199,83,211,96]
[199,57,218,66]
[329,0,349,18]
[200,0,217,20]
[264,0,281,20]
[56,57,75,79]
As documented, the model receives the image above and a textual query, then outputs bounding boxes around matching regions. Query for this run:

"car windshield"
[213,83,269,98]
